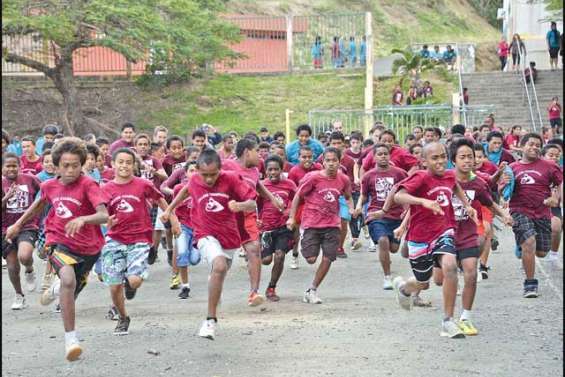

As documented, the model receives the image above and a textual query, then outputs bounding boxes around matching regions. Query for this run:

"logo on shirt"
[436,191,450,207]
[375,177,394,201]
[55,202,73,219]
[322,191,336,203]
[453,190,475,221]
[116,199,134,213]
[520,173,535,185]
[205,197,224,212]
[173,162,186,171]
[5,185,30,213]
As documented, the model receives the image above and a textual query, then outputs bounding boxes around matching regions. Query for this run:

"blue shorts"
[175,225,201,267]
[368,219,402,244]
[101,238,150,285]
[339,195,351,221]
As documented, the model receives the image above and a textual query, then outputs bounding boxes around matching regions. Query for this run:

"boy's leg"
[438,254,458,319]
[460,256,479,312]
[550,214,562,260]
[312,228,339,289]
[269,251,285,287]
[208,256,229,318]
[378,236,391,276]
[5,249,23,295]
[58,265,78,332]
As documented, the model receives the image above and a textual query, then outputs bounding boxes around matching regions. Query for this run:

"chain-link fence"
[308,104,495,142]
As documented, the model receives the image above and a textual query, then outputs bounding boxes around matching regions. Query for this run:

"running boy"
[542,143,563,263]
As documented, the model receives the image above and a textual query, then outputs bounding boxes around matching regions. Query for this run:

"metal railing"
[455,43,467,128]
[525,54,544,131]
[517,44,537,130]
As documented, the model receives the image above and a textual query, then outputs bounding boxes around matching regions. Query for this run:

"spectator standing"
[509,34,526,71]
[546,22,561,71]
[311,36,324,69]
[443,45,457,70]
[392,85,404,106]
[359,36,367,66]
[422,81,433,97]
[497,37,510,71]
[430,45,442,61]
[548,96,562,135]
[420,44,430,58]
[524,61,538,84]
[285,124,324,165]
[406,85,418,105]
[348,37,357,67]
[331,36,341,68]
[259,127,273,144]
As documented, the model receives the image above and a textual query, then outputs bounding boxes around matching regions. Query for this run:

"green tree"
[2,0,240,135]
[542,0,563,21]
[391,47,439,87]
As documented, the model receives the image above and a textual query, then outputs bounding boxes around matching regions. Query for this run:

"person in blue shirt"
[430,45,442,62]
[35,124,59,155]
[2,130,22,156]
[348,36,357,67]
[338,37,346,68]
[443,45,457,70]
[285,124,324,165]
[359,36,367,66]
[420,44,431,59]
[311,36,323,69]
[547,22,561,71]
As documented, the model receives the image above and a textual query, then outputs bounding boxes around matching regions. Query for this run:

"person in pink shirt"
[20,136,43,175]
[287,147,355,304]
[503,125,522,152]
[217,133,236,160]
[162,149,256,340]
[541,143,563,264]
[101,148,170,336]
[391,142,477,339]
[5,137,109,361]
[497,36,509,71]
[361,130,419,175]
[547,96,562,135]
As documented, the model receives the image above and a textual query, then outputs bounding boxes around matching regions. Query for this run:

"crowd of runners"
[1,119,563,361]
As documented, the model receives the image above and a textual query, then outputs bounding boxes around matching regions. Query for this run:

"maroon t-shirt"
[298,171,351,230]
[361,166,407,220]
[453,175,493,249]
[104,154,112,168]
[40,175,108,255]
[345,149,363,164]
[362,146,419,172]
[140,156,164,190]
[503,134,519,150]
[103,177,163,245]
[188,171,255,249]
[218,149,236,160]
[222,159,260,199]
[259,178,297,231]
[476,160,498,175]
[20,155,43,175]
[2,174,41,232]
[316,153,357,191]
[161,168,187,194]
[173,183,193,228]
[397,170,457,243]
[109,139,134,155]
[509,159,563,219]
[162,154,186,176]
[100,167,115,184]
[288,163,322,186]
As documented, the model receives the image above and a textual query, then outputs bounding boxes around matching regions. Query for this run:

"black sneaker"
[105,305,119,321]
[123,278,137,300]
[113,316,131,336]
[491,237,499,251]
[479,264,489,280]
[523,279,539,298]
[167,249,173,266]
[148,247,157,265]
[178,286,190,299]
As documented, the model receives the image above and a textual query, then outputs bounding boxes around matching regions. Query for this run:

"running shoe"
[123,278,137,300]
[178,286,190,299]
[362,226,370,239]
[392,277,412,311]
[2,258,6,269]
[11,293,26,310]
[440,319,466,339]
[412,294,432,307]
[289,256,299,270]
[491,237,499,251]
[383,276,393,290]
[368,243,377,252]
[248,291,265,306]
[239,249,246,258]
[40,272,55,293]
[523,279,539,298]
[24,270,36,292]
[114,316,131,336]
[548,251,559,263]
[458,319,478,336]
[303,289,323,304]
[105,305,119,320]
[65,338,82,361]
[479,264,490,280]
[147,247,157,265]
[266,287,280,302]
[352,239,362,251]
[169,273,181,290]
[336,247,348,259]
[198,319,216,340]
[54,303,61,313]
[40,278,60,306]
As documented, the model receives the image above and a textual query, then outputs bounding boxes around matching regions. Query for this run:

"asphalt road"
[2,227,563,377]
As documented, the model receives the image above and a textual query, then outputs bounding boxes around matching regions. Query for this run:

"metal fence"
[412,43,476,73]
[308,104,495,141]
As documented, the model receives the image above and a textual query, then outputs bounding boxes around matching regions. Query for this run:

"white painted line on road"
[536,259,563,302]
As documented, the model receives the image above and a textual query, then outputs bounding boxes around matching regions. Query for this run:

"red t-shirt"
[476,160,498,175]
[218,149,236,160]
[316,153,357,191]
[40,175,108,255]
[162,154,186,176]
[109,139,134,155]
[362,146,419,172]
[548,104,561,120]
[503,134,520,150]
[259,178,297,231]
[188,171,256,249]
[453,175,493,249]
[173,183,193,228]
[104,154,112,168]
[100,167,115,184]
[361,166,407,220]
[345,149,363,164]
[2,174,41,232]
[298,171,351,229]
[103,177,162,245]
[20,155,43,175]
[509,159,563,219]
[161,168,187,194]
[397,170,457,243]
[288,163,322,186]
[140,156,164,190]
[222,159,260,198]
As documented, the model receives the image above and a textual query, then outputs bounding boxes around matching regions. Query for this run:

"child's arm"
[257,181,284,211]
[161,185,189,223]
[228,200,257,213]
[489,202,513,226]
[65,204,108,238]
[394,188,444,216]
[393,209,410,240]
[5,198,48,241]
[286,192,303,230]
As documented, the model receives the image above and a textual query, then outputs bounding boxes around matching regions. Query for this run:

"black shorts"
[150,206,159,227]
[549,47,559,59]
[261,227,294,258]
[2,229,38,258]
[457,247,480,261]
[407,231,456,282]
[551,206,563,220]
[511,212,552,253]
[550,118,562,129]
[300,227,340,262]
[47,244,100,298]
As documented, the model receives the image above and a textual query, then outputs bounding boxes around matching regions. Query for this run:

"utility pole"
[364,12,374,138]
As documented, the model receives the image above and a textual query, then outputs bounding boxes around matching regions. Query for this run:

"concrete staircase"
[461,69,563,130]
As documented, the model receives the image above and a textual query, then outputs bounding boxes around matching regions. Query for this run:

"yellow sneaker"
[169,273,181,290]
[458,319,478,336]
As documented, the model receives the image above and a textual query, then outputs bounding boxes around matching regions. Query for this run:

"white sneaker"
[368,244,377,252]
[290,256,299,270]
[303,289,322,304]
[548,251,559,263]
[238,249,246,258]
[25,270,37,292]
[476,268,483,283]
[392,277,412,311]
[198,319,216,340]
[2,258,7,269]
[40,277,60,306]
[440,319,466,339]
[11,293,26,310]
[65,338,82,361]
[383,276,393,290]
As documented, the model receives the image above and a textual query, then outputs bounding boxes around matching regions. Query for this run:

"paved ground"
[2,227,563,377]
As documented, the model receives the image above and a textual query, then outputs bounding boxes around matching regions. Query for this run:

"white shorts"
[197,236,238,272]
[154,207,166,231]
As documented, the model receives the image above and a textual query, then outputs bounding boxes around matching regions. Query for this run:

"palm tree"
[391,47,439,87]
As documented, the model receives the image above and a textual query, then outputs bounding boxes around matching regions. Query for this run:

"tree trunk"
[51,53,85,136]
